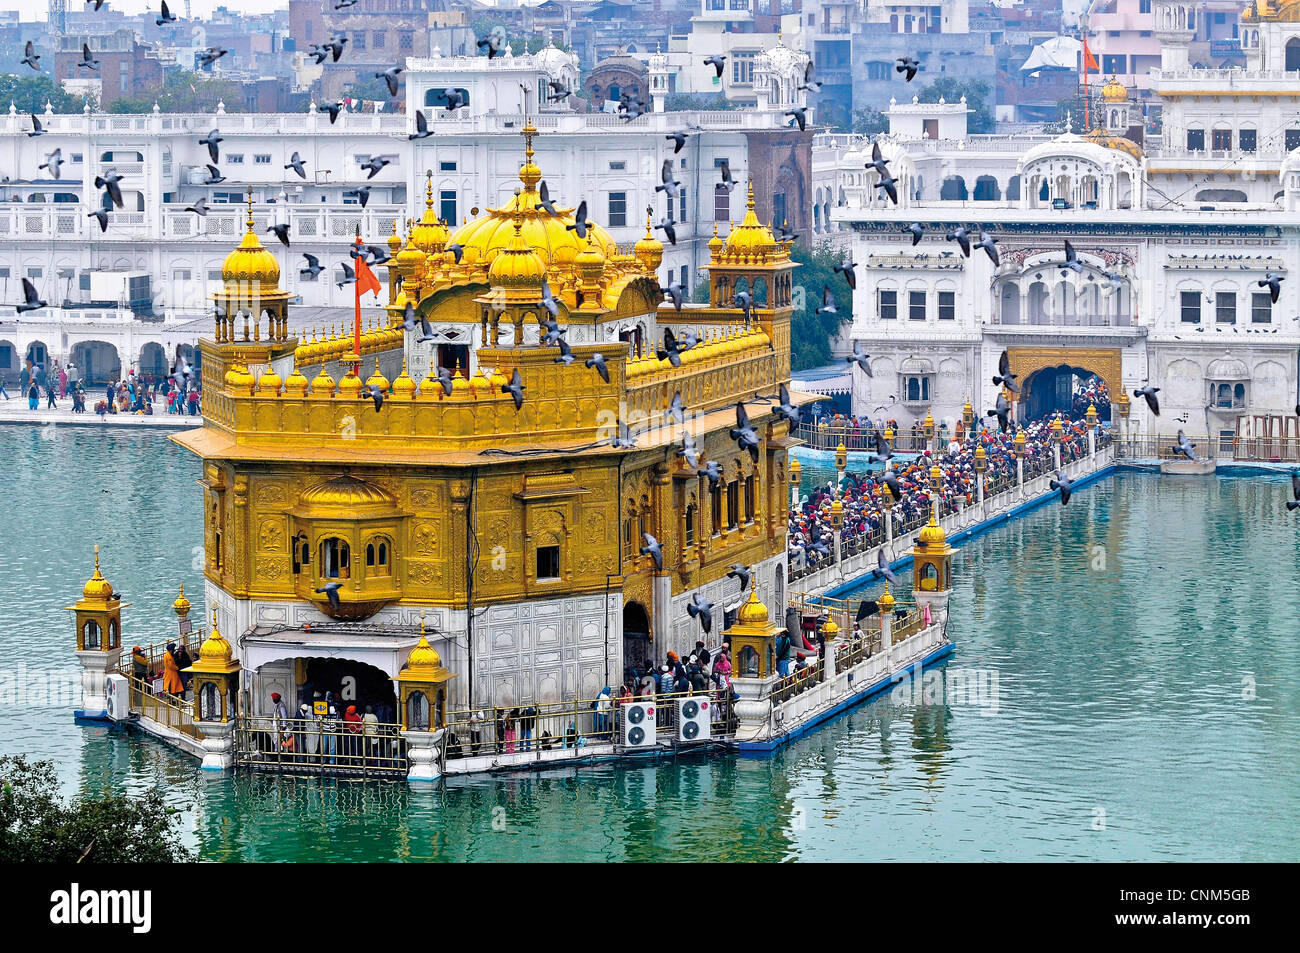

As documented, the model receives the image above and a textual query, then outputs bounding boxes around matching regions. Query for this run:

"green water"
[1,428,1297,861]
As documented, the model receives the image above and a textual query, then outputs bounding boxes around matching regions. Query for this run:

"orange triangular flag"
[1082,39,1099,73]
[354,254,381,297]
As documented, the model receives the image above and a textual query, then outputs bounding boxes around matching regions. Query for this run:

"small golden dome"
[736,588,770,626]
[468,367,493,399]
[404,635,443,671]
[172,583,191,616]
[1101,77,1127,103]
[229,363,256,393]
[708,221,723,255]
[82,545,114,602]
[298,475,397,512]
[918,515,947,548]
[310,366,336,396]
[392,359,416,398]
[487,218,548,303]
[198,627,233,664]
[634,212,664,271]
[450,369,471,397]
[364,358,390,394]
[878,585,895,611]
[822,618,840,637]
[410,174,450,254]
[337,368,364,399]
[257,366,283,395]
[221,195,281,290]
[386,220,403,253]
[283,367,310,397]
[723,181,778,259]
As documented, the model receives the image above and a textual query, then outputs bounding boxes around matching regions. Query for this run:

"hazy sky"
[0,0,290,16]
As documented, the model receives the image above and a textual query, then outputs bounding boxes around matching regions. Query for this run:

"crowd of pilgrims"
[789,415,1099,571]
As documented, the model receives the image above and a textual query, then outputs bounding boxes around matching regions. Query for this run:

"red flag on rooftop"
[1082,39,1099,73]
[354,254,381,298]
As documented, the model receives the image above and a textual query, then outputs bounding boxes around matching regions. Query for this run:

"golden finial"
[245,186,255,232]
[746,179,755,211]
[93,543,100,570]
[419,607,427,638]
[425,170,434,210]
[522,118,537,162]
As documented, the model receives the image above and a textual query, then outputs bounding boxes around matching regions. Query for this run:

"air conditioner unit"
[620,701,656,747]
[676,696,711,742]
[105,673,129,721]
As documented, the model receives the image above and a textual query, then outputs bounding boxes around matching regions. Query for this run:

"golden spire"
[519,119,541,190]
[746,178,755,212]
[245,185,254,232]
[425,169,434,212]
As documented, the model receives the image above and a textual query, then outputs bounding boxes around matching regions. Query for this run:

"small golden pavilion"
[173,121,816,718]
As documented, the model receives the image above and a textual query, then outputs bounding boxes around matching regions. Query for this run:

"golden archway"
[1006,346,1129,417]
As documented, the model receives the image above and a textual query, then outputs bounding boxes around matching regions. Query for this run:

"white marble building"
[812,2,1300,443]
[1,42,806,383]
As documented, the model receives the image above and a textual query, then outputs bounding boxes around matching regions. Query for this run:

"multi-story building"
[1,45,811,385]
[821,3,1300,443]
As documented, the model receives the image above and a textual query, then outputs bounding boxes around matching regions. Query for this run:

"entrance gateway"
[1006,346,1128,421]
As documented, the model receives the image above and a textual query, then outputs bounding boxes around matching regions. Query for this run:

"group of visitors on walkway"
[788,415,1101,570]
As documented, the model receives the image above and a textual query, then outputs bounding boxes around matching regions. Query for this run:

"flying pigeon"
[535,180,558,216]
[502,369,525,411]
[667,131,689,153]
[730,402,760,462]
[203,164,225,185]
[267,223,291,247]
[21,41,40,71]
[315,582,342,613]
[656,218,677,245]
[975,230,999,265]
[586,353,610,383]
[344,185,371,208]
[816,285,838,315]
[677,435,702,470]
[432,367,455,397]
[1259,272,1283,304]
[1134,385,1160,416]
[320,101,343,124]
[896,56,920,81]
[1049,470,1074,505]
[1062,239,1084,275]
[375,66,404,96]
[477,26,506,59]
[299,253,323,280]
[1288,472,1300,512]
[185,197,209,217]
[360,155,390,179]
[38,149,63,180]
[666,391,686,426]
[987,392,1012,432]
[94,171,123,209]
[566,199,591,240]
[868,141,891,178]
[704,55,726,78]
[875,173,899,205]
[336,261,356,289]
[834,259,857,290]
[198,47,228,68]
[78,44,100,71]
[157,1,176,24]
[946,226,971,257]
[726,563,752,591]
[408,109,432,140]
[660,281,684,313]
[88,209,108,232]
[285,152,306,178]
[903,222,924,245]
[774,383,800,428]
[640,534,663,571]
[798,61,821,93]
[16,277,46,313]
[1174,430,1199,462]
[699,460,723,489]
[784,106,807,131]
[199,128,222,163]
[365,384,384,412]
[847,342,872,377]
[872,549,899,584]
[687,592,714,634]
[324,38,346,62]
[993,350,1020,394]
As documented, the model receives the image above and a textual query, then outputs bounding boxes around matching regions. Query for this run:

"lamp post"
[962,397,973,440]
[1014,428,1026,491]
[789,455,802,513]
[973,444,987,511]
[922,409,935,454]
[1085,402,1098,457]
[830,496,844,575]
[834,441,847,492]
[1051,415,1064,470]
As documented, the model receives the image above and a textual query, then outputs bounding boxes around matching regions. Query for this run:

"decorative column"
[789,455,802,511]
[396,613,457,782]
[922,409,935,456]
[878,584,895,661]
[830,497,843,579]
[974,444,987,513]
[67,545,127,721]
[1052,415,1064,470]
[728,589,780,743]
[184,610,241,772]
[820,617,840,681]
[1085,402,1099,456]
[962,397,974,445]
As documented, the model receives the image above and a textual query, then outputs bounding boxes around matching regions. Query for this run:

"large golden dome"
[222,198,281,290]
[444,121,617,270]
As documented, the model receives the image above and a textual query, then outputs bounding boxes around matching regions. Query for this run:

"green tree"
[0,75,85,114]
[664,92,739,112]
[790,241,852,372]
[105,70,248,114]
[915,77,994,133]
[341,74,397,106]
[851,107,888,137]
[0,756,192,863]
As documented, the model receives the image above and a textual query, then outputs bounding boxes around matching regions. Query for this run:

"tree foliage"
[105,70,248,114]
[664,92,738,112]
[851,107,888,137]
[0,75,86,114]
[791,241,852,372]
[915,77,994,133]
[0,756,192,863]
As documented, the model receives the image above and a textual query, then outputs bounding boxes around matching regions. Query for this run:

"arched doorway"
[1287,37,1300,71]
[622,601,651,679]
[70,340,121,384]
[139,341,168,380]
[25,341,48,369]
[1023,366,1113,422]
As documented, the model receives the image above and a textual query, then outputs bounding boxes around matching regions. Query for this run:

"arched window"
[685,501,697,547]
[738,645,759,676]
[919,562,938,591]
[320,537,350,579]
[108,618,120,650]
[83,620,100,650]
[292,533,309,574]
[744,475,756,523]
[365,538,391,576]
[406,691,430,731]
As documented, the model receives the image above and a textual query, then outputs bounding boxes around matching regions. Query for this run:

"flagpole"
[353,231,362,377]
